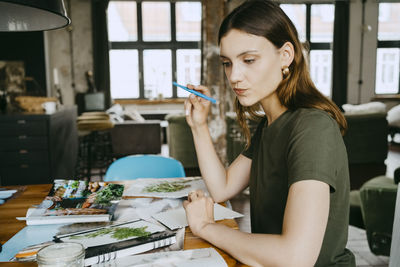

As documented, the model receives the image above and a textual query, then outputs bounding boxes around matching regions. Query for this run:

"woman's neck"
[260,93,287,125]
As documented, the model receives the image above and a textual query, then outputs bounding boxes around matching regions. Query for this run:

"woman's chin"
[237,97,256,107]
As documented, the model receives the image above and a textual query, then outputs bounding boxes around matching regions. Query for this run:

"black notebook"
[54,220,176,266]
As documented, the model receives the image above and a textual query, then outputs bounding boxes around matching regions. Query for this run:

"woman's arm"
[184,85,251,202]
[184,180,330,267]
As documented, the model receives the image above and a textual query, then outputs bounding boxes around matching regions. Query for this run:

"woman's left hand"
[183,189,215,237]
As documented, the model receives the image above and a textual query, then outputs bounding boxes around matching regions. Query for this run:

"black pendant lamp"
[0,0,70,31]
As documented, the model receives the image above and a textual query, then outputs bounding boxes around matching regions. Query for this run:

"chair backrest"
[104,155,185,181]
[389,184,400,267]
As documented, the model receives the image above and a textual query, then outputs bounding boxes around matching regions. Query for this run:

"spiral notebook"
[54,220,176,266]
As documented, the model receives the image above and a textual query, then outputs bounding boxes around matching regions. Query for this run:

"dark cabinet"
[0,107,78,185]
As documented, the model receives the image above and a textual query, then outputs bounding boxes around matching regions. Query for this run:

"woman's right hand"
[184,84,212,130]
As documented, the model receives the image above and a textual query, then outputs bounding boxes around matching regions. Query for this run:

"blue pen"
[173,82,218,104]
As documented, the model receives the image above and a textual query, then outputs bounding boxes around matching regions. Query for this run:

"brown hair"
[218,0,347,146]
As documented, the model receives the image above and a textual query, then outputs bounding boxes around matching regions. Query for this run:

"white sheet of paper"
[123,177,209,199]
[152,203,243,230]
[127,198,183,221]
[91,247,228,267]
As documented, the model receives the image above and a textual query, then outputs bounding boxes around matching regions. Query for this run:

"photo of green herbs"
[143,180,191,193]
[70,226,151,241]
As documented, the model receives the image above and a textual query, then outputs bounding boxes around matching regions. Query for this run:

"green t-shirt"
[242,108,355,267]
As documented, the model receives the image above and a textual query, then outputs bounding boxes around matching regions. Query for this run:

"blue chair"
[104,155,186,181]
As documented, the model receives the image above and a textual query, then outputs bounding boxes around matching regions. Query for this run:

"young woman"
[183,1,355,266]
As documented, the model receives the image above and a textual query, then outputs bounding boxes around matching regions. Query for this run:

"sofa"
[166,113,258,175]
[359,174,398,256]
[343,112,389,190]
[165,114,198,175]
[110,120,162,158]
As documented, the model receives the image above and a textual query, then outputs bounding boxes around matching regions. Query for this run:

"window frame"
[278,1,349,107]
[108,0,202,100]
[279,3,334,94]
[376,2,400,95]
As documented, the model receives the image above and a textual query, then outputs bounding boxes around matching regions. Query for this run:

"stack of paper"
[152,203,243,230]
[123,177,244,230]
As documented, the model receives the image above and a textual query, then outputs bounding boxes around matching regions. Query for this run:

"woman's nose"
[229,65,243,86]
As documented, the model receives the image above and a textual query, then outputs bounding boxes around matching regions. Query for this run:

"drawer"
[0,164,51,185]
[0,150,49,164]
[0,120,47,136]
[0,136,48,151]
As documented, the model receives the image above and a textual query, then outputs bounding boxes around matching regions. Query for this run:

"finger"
[196,190,205,198]
[187,84,212,104]
[189,93,205,110]
[190,84,212,97]
[183,200,189,209]
[188,190,198,201]
[184,99,192,117]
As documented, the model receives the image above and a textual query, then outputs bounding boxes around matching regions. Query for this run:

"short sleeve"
[241,118,266,159]
[287,111,343,192]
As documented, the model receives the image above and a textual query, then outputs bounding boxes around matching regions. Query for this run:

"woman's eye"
[222,61,231,67]
[244,58,255,64]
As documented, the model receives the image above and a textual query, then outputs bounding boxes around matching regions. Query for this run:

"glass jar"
[36,242,85,267]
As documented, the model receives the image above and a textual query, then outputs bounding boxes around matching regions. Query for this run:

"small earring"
[282,66,290,76]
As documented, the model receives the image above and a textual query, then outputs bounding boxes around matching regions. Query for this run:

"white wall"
[347,0,379,104]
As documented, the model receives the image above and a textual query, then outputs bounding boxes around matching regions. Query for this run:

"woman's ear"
[279,42,294,68]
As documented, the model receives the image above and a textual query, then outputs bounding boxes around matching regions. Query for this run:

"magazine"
[55,220,176,266]
[17,180,124,225]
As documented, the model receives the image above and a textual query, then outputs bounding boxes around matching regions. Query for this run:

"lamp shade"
[0,0,70,31]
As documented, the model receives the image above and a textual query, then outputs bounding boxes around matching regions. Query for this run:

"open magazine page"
[123,177,208,198]
[21,180,124,225]
[55,220,178,266]
[57,220,166,248]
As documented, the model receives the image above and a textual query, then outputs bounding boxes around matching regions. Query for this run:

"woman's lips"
[234,88,246,96]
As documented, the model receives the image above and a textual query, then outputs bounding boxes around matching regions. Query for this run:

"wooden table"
[0,183,245,266]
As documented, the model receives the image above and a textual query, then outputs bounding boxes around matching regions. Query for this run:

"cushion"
[342,102,386,115]
[388,104,400,128]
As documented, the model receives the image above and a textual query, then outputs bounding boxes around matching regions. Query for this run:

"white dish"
[0,190,17,199]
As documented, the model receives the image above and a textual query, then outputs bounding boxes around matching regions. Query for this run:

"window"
[107,1,202,100]
[280,3,335,97]
[375,2,400,95]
